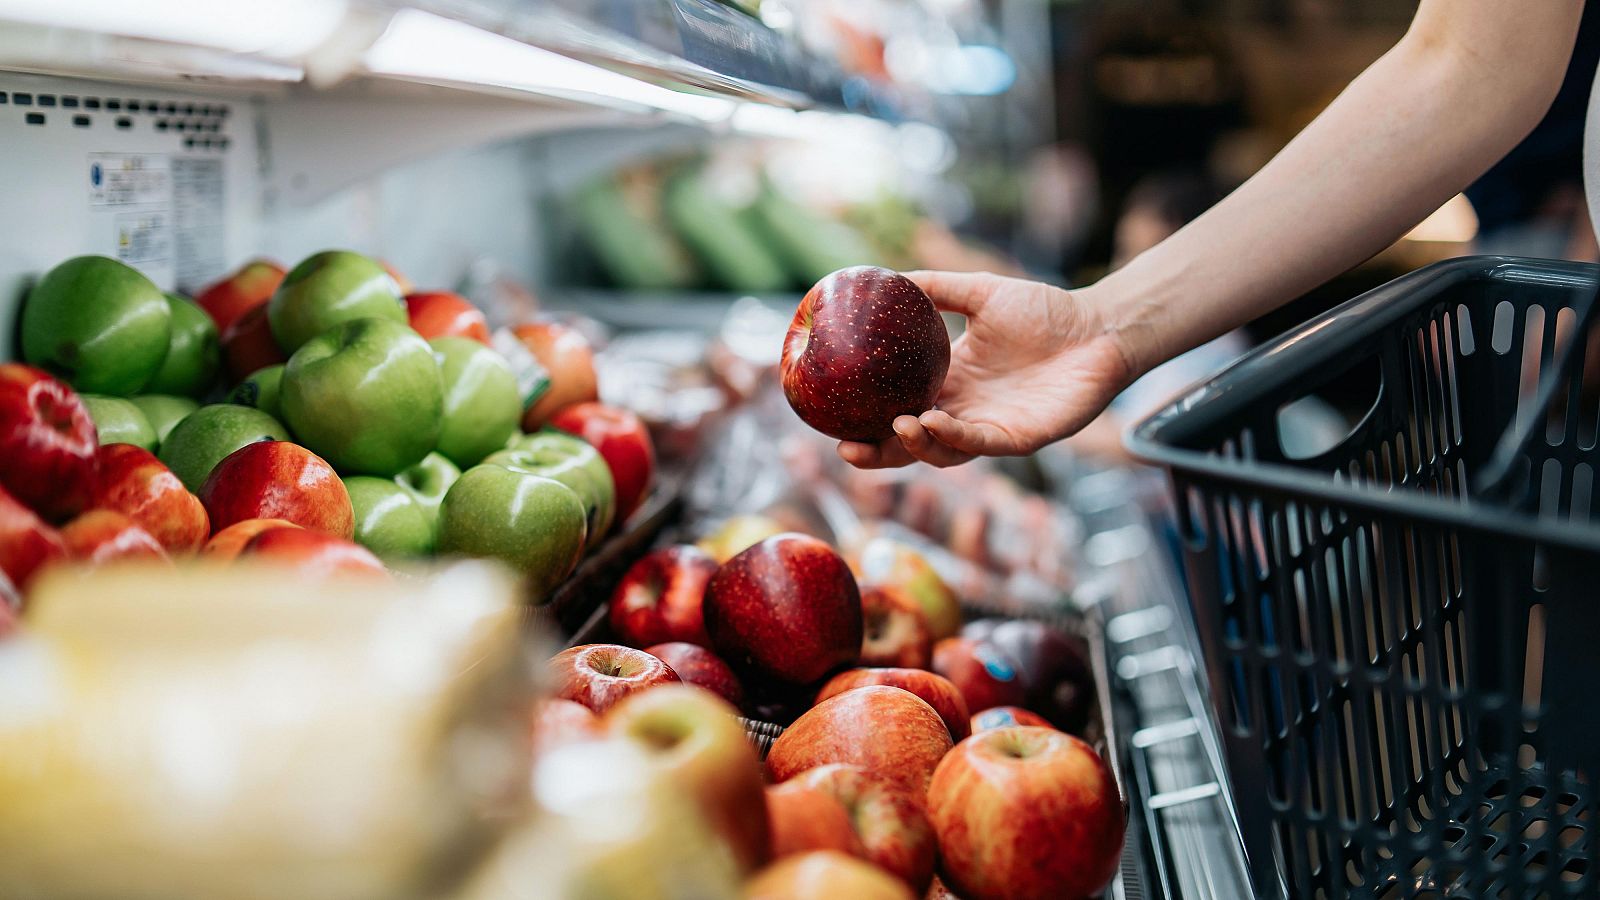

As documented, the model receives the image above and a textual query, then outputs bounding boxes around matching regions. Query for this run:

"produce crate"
[1129,258,1600,898]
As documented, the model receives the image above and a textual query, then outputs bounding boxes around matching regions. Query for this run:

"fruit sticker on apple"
[780,266,950,442]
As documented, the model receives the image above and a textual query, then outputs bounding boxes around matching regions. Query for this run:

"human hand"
[837,271,1135,468]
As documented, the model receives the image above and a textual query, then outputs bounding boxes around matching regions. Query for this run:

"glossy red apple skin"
[532,697,602,756]
[202,517,300,561]
[932,637,1026,715]
[791,763,937,892]
[91,444,209,552]
[645,642,743,709]
[199,441,353,538]
[0,363,98,522]
[971,706,1054,734]
[197,260,286,335]
[781,266,950,442]
[405,291,490,344]
[0,484,67,592]
[548,643,680,714]
[512,321,598,429]
[609,544,717,647]
[859,584,932,669]
[59,510,170,566]
[816,668,970,743]
[220,303,287,382]
[962,619,1093,732]
[767,782,868,860]
[703,534,862,687]
[550,402,655,524]
[767,685,953,794]
[928,727,1124,900]
[242,527,386,579]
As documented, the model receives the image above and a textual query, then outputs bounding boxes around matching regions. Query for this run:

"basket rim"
[1126,255,1600,555]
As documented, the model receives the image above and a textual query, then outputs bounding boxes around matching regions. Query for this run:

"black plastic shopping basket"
[1128,257,1600,898]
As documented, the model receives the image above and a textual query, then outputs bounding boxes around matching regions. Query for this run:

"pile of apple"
[537,528,1124,900]
[0,251,656,601]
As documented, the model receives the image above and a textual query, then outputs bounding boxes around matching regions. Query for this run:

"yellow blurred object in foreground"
[0,560,531,900]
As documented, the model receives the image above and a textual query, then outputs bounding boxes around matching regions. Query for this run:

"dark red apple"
[609,544,717,647]
[549,402,655,524]
[859,584,932,669]
[703,534,862,686]
[767,685,953,794]
[0,363,98,521]
[406,291,490,344]
[199,441,353,538]
[91,444,209,552]
[645,642,743,709]
[59,510,170,566]
[0,483,67,591]
[220,303,286,382]
[932,637,1025,714]
[971,706,1055,733]
[815,668,970,743]
[548,643,680,714]
[242,527,386,579]
[928,727,1123,900]
[962,619,1093,732]
[780,266,950,442]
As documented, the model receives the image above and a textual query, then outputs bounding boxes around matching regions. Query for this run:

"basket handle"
[1473,283,1600,501]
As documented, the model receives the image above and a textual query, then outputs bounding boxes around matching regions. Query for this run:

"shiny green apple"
[143,292,220,397]
[80,395,157,451]
[436,463,587,601]
[267,250,406,353]
[281,317,442,476]
[396,451,460,518]
[225,363,285,421]
[158,403,290,492]
[128,395,199,449]
[21,256,171,395]
[343,475,435,559]
[485,432,614,550]
[431,336,521,468]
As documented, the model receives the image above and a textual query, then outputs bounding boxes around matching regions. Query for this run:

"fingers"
[837,438,914,469]
[919,410,1016,457]
[891,415,976,468]
[901,270,995,317]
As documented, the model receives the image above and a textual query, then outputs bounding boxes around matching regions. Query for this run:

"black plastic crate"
[1128,258,1600,898]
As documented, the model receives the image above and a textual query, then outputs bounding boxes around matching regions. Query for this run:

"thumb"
[902,270,994,317]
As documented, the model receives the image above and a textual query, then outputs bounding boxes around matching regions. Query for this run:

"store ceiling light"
[362,10,738,123]
[0,0,347,58]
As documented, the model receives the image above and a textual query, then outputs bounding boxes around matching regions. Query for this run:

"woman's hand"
[838,271,1136,468]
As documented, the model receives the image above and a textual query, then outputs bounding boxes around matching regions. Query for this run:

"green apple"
[128,395,199,449]
[396,450,460,518]
[344,475,435,558]
[21,256,171,395]
[432,336,521,468]
[436,463,588,601]
[80,395,157,451]
[143,293,220,397]
[158,403,290,492]
[267,250,405,353]
[484,433,614,550]
[226,363,285,420]
[281,317,443,476]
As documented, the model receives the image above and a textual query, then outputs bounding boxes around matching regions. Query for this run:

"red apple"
[549,402,655,523]
[609,544,717,647]
[928,727,1123,900]
[781,266,950,442]
[815,668,970,743]
[962,619,1093,732]
[767,782,867,860]
[605,684,770,873]
[789,763,937,891]
[202,517,300,561]
[745,850,915,900]
[767,685,953,794]
[242,527,386,579]
[220,303,287,382]
[703,534,861,686]
[91,444,209,552]
[0,484,67,591]
[0,595,15,637]
[0,363,98,521]
[59,510,170,566]
[549,643,680,714]
[196,260,286,335]
[932,637,1025,714]
[532,698,602,756]
[644,642,742,708]
[970,706,1054,734]
[380,260,413,295]
[405,291,490,344]
[512,320,598,429]
[925,875,960,899]
[199,441,353,538]
[852,537,962,641]
[859,584,932,669]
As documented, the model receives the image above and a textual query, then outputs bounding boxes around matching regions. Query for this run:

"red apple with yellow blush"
[242,527,386,579]
[549,643,680,714]
[406,291,490,344]
[91,444,209,552]
[859,584,932,669]
[59,510,170,566]
[815,668,970,743]
[767,685,953,794]
[196,260,285,335]
[203,518,300,561]
[199,441,353,538]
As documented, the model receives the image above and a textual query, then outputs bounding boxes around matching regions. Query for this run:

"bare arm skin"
[842,0,1585,469]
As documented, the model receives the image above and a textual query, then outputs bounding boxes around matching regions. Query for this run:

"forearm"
[1093,1,1583,377]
